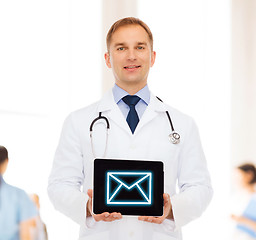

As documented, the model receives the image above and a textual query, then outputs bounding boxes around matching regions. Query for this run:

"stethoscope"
[89,97,180,157]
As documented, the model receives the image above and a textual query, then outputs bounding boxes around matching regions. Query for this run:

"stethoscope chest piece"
[169,131,180,144]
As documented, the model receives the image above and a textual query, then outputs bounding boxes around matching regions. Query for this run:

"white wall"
[231,0,256,166]
[0,1,101,239]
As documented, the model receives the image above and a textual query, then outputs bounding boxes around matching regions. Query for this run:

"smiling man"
[104,23,155,94]
[48,17,213,240]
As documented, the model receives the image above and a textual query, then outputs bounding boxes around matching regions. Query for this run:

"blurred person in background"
[231,163,256,239]
[29,194,48,240]
[0,145,37,240]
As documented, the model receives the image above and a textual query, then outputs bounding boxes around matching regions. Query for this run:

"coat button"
[129,231,134,237]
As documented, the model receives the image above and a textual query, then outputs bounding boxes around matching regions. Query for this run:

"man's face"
[105,25,156,90]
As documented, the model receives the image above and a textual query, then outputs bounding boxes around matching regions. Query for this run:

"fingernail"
[105,214,109,217]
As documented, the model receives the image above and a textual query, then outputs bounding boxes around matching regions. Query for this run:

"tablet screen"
[93,159,164,216]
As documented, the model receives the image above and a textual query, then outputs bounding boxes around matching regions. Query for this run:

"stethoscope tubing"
[90,112,110,132]
[89,97,180,158]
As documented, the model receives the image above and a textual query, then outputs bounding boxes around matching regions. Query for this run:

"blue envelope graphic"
[106,171,152,205]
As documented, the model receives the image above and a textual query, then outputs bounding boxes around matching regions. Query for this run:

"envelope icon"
[106,171,152,205]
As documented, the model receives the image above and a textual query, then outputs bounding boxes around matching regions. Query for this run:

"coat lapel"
[134,93,168,134]
[97,90,131,134]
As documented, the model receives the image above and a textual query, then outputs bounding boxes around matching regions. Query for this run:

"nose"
[127,49,136,61]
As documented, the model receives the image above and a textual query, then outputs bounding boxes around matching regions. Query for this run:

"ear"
[150,51,156,67]
[0,158,8,175]
[104,52,112,68]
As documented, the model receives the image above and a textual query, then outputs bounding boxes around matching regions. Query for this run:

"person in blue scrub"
[0,145,37,240]
[231,163,256,239]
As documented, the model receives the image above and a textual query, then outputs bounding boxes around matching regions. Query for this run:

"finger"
[93,212,110,222]
[139,216,162,224]
[139,216,152,222]
[102,214,121,222]
[138,216,147,221]
[146,217,154,222]
[94,212,122,222]
[104,214,122,222]
[163,193,172,217]
[87,189,93,199]
[108,212,122,220]
[138,215,165,224]
[163,193,170,205]
[151,217,164,224]
[111,212,122,219]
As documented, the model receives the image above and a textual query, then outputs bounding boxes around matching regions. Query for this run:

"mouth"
[124,65,141,70]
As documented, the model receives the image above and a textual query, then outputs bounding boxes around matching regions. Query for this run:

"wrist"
[86,199,92,217]
[166,205,174,220]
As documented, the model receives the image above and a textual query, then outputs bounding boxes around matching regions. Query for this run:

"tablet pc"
[93,159,164,216]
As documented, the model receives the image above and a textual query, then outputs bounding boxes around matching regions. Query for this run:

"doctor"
[48,17,213,240]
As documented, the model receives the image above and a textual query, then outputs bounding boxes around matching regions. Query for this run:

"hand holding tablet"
[87,189,122,222]
[93,159,164,216]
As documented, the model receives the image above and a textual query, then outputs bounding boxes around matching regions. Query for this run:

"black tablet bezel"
[93,159,164,216]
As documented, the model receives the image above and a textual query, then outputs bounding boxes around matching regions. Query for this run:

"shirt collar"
[0,174,4,185]
[112,84,150,105]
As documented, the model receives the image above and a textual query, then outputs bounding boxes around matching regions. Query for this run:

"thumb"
[87,189,93,199]
[163,193,170,204]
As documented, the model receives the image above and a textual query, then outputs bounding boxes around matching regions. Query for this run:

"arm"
[170,118,213,229]
[47,114,88,225]
[48,114,122,226]
[231,214,256,231]
[20,218,35,240]
[18,190,37,240]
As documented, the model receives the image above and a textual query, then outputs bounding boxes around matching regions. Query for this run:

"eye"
[117,47,124,51]
[137,46,145,50]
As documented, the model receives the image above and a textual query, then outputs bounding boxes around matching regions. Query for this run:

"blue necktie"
[122,95,141,134]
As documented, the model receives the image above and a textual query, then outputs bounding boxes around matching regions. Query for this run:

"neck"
[246,184,256,193]
[115,82,147,95]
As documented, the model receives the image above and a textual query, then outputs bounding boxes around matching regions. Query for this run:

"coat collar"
[97,90,168,135]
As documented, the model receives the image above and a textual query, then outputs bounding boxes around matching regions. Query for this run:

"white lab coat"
[48,90,213,240]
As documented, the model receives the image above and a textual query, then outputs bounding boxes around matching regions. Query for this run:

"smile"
[124,65,141,69]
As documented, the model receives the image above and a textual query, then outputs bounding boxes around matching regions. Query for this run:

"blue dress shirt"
[0,175,37,240]
[112,84,150,120]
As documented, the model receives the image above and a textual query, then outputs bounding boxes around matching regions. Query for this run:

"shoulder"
[1,182,32,206]
[2,181,25,196]
[151,92,200,144]
[64,90,114,126]
[70,90,113,118]
[151,92,196,125]
[7,184,29,201]
[75,101,99,115]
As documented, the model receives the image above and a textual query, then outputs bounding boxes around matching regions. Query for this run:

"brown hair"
[0,146,8,165]
[106,17,153,51]
[238,163,256,185]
